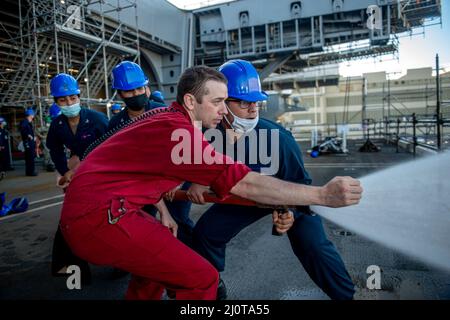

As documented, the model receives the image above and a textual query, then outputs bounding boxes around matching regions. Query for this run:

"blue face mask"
[61,103,81,118]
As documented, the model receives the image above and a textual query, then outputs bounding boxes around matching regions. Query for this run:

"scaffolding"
[396,0,442,29]
[380,54,450,154]
[0,0,141,125]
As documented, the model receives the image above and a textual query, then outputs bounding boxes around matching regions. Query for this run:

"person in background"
[19,108,37,176]
[149,90,166,109]
[111,103,122,115]
[108,61,165,130]
[46,73,109,284]
[0,117,9,179]
[49,102,61,120]
[0,117,14,173]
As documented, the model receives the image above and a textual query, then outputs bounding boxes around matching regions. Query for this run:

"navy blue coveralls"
[19,119,36,175]
[107,100,166,131]
[47,108,109,176]
[192,118,355,300]
[107,101,194,246]
[0,127,12,172]
[47,107,108,281]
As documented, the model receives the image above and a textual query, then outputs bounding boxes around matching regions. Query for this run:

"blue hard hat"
[49,103,61,119]
[218,59,268,102]
[152,91,164,101]
[111,103,122,111]
[112,61,148,91]
[50,73,80,97]
[25,108,35,117]
[0,116,5,124]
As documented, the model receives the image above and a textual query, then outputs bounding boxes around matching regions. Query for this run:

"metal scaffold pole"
[32,1,43,128]
[100,0,110,119]
[0,0,151,117]
[18,0,24,54]
[436,53,441,151]
[362,76,367,140]
[134,0,141,65]
[84,48,91,109]
[53,0,60,74]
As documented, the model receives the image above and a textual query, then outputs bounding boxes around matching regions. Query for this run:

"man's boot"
[217,277,227,300]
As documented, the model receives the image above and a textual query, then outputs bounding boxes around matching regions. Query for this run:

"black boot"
[217,277,227,300]
[51,226,92,285]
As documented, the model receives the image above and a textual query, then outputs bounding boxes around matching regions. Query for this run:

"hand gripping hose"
[172,190,315,236]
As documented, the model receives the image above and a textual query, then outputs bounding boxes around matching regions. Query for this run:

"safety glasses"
[226,98,264,109]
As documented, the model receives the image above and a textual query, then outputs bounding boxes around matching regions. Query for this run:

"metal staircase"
[0,0,140,109]
[85,55,122,101]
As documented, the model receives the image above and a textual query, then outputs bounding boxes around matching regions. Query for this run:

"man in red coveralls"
[60,66,363,300]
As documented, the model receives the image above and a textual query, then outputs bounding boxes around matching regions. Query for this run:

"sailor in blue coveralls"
[0,117,13,176]
[108,63,167,131]
[189,60,355,300]
[19,108,37,176]
[110,103,122,116]
[108,61,194,246]
[46,73,108,282]
[47,74,108,180]
[149,90,166,108]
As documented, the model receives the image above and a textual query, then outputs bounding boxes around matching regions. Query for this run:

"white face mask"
[224,105,259,134]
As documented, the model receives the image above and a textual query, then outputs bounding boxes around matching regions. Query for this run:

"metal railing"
[383,113,450,156]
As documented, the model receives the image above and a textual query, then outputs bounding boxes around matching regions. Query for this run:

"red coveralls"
[60,102,251,300]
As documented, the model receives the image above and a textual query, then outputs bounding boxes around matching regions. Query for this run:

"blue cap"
[151,91,164,102]
[218,59,268,102]
[50,73,80,97]
[111,103,122,111]
[112,61,148,91]
[25,108,35,117]
[49,103,61,119]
